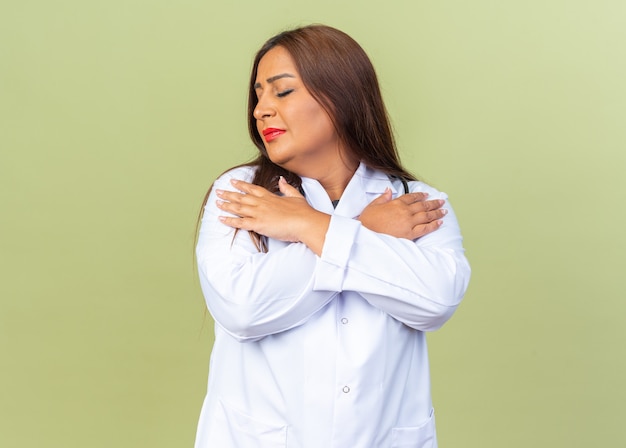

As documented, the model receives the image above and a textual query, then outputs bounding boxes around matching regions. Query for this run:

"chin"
[266,152,293,168]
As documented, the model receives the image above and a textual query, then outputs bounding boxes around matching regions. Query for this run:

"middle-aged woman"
[195,24,471,448]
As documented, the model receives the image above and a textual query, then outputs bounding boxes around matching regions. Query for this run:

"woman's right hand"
[358,189,447,240]
[215,177,330,256]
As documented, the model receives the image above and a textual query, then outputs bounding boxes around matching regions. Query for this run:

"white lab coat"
[195,162,470,448]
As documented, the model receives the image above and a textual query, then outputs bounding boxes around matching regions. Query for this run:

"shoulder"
[359,164,448,200]
[362,164,448,200]
[214,164,258,188]
[407,180,448,201]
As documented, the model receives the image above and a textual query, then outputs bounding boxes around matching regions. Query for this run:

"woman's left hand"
[216,177,330,255]
[358,189,446,240]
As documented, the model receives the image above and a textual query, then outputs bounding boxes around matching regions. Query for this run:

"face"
[253,46,343,175]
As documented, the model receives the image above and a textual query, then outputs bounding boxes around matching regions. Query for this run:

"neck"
[317,159,359,201]
[280,148,359,201]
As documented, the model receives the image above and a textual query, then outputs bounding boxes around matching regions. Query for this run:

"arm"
[196,168,337,342]
[209,172,467,335]
[314,184,470,332]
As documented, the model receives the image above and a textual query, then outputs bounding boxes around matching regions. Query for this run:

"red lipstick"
[262,128,286,142]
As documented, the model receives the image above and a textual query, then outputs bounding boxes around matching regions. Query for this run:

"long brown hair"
[198,24,416,251]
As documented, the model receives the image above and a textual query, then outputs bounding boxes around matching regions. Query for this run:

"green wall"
[1,1,624,446]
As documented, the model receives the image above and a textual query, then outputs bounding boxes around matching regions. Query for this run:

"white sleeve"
[195,168,337,342]
[313,185,471,332]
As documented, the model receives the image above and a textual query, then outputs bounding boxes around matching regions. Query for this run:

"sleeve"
[313,184,471,332]
[195,167,337,342]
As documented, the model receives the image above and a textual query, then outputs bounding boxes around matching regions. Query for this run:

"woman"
[195,24,470,448]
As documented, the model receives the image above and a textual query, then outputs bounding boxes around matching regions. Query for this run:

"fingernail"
[442,209,448,215]
[231,179,239,185]
[216,200,224,206]
[437,220,443,227]
[215,189,223,196]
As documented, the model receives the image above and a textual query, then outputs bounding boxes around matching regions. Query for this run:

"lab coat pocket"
[391,409,436,448]
[214,400,287,448]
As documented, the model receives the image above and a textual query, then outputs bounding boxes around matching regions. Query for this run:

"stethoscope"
[390,175,410,195]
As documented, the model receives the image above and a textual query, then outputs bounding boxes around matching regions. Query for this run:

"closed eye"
[277,89,294,98]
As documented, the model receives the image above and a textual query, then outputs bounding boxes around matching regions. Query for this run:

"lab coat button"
[342,386,350,393]
[341,318,348,324]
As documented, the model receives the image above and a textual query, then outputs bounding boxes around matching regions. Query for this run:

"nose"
[253,95,275,120]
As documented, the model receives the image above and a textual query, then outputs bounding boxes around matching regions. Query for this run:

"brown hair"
[199,24,415,251]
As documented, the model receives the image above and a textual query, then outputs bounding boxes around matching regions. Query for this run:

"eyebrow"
[253,73,296,89]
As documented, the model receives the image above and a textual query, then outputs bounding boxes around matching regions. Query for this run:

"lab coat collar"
[353,162,401,195]
[300,162,398,217]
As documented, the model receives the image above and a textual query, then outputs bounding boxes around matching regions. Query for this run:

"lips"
[262,127,286,142]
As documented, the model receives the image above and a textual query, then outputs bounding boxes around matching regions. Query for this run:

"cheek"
[255,120,266,142]
[308,110,336,139]
[298,103,333,132]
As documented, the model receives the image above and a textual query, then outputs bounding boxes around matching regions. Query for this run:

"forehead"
[256,46,299,81]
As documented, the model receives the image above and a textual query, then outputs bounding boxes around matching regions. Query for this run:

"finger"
[397,192,429,205]
[368,188,393,206]
[230,179,269,197]
[408,199,445,213]
[411,219,444,239]
[216,198,253,218]
[278,176,304,198]
[411,208,448,225]
[216,189,251,206]
[218,215,254,230]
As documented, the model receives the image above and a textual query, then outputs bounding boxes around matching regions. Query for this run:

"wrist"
[299,210,331,257]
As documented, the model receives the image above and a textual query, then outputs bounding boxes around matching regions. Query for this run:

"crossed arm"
[196,171,469,340]
[215,176,447,255]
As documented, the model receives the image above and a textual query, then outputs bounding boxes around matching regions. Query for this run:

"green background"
[1,1,624,446]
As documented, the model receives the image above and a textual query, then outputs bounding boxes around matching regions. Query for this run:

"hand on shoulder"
[359,188,447,240]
